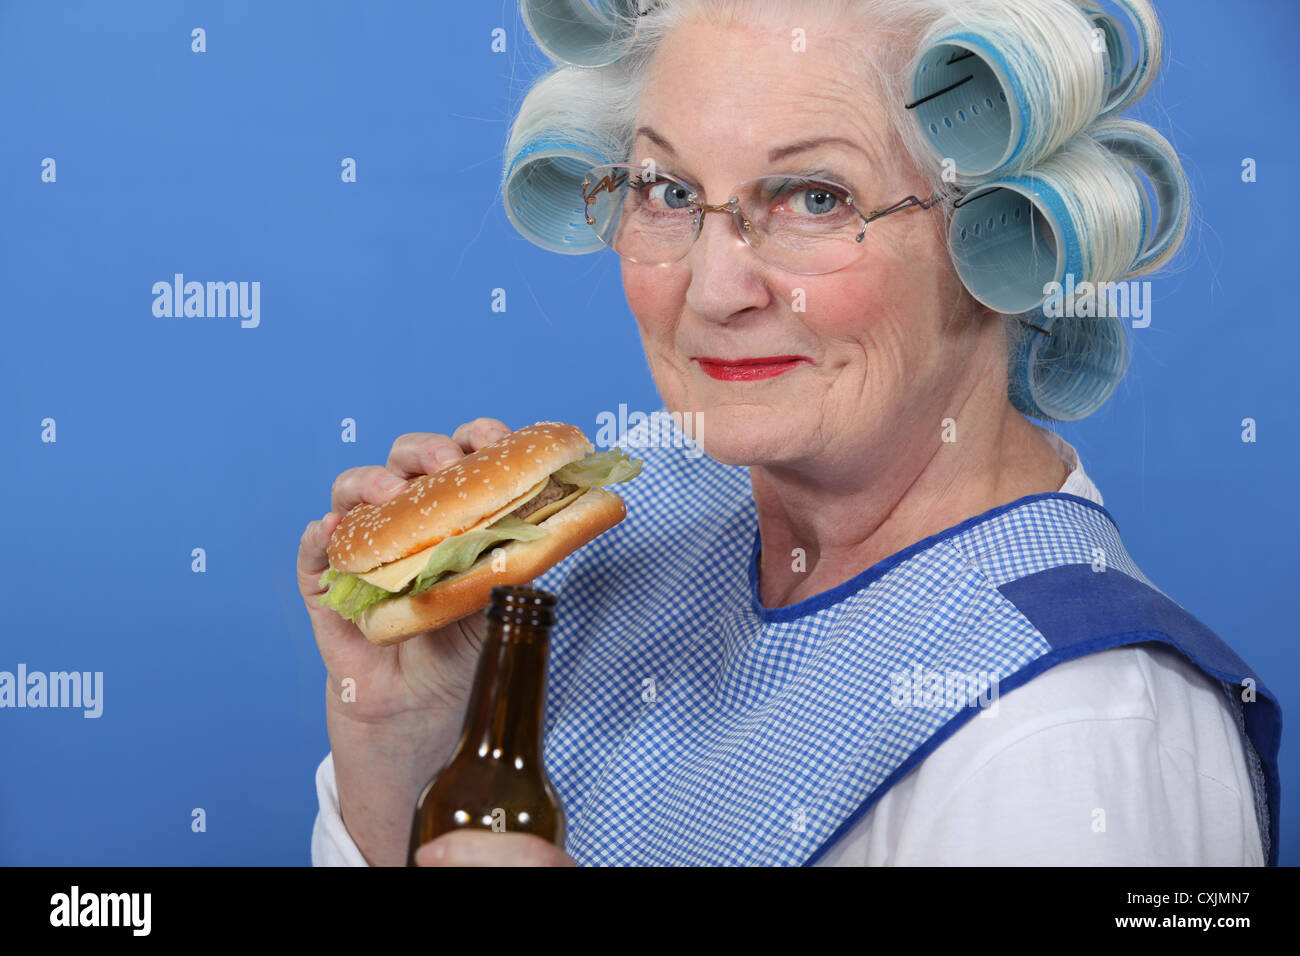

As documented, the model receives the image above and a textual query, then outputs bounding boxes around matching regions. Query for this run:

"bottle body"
[411,749,566,848]
[407,587,565,865]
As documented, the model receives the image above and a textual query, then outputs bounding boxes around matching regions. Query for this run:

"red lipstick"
[694,356,808,382]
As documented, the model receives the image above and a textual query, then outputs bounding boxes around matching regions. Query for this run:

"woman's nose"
[691,205,752,264]
[684,206,772,322]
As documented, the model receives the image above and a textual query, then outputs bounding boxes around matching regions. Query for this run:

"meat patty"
[510,477,580,520]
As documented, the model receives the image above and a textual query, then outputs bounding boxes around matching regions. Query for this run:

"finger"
[414,830,574,867]
[451,418,511,453]
[385,421,509,480]
[297,511,342,596]
[330,465,409,515]
[385,432,464,480]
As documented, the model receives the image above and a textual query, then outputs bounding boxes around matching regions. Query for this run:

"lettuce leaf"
[315,515,548,623]
[408,515,546,595]
[552,448,643,487]
[316,568,394,622]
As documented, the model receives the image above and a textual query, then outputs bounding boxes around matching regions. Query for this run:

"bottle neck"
[453,621,550,764]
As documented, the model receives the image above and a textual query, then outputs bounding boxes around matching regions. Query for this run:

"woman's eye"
[793,187,840,215]
[646,182,693,210]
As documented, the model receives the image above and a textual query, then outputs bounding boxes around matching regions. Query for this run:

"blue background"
[0,0,1294,865]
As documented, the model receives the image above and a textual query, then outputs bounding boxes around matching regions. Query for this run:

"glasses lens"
[582,167,870,274]
[736,176,864,274]
[584,165,698,265]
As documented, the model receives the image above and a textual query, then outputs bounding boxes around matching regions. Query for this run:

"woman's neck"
[750,393,1068,610]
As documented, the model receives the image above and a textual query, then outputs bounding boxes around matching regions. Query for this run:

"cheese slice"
[356,541,452,592]
[355,478,573,593]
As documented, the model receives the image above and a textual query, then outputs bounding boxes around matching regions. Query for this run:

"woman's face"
[624,16,984,473]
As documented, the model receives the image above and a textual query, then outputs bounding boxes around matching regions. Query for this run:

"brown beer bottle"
[407,586,566,865]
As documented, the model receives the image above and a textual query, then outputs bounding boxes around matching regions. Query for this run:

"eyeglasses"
[580,163,947,276]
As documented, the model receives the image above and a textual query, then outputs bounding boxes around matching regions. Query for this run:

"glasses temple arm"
[853,191,954,241]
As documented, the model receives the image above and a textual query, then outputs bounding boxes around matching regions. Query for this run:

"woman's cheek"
[622,264,689,399]
[799,273,885,339]
[622,261,678,325]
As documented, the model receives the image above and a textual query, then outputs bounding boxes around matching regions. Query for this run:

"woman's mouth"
[693,356,809,382]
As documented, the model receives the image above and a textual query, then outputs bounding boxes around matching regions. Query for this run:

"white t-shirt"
[310,426,1264,866]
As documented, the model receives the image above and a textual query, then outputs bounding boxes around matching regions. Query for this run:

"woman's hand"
[296,416,516,866]
[300,416,520,724]
[413,831,577,867]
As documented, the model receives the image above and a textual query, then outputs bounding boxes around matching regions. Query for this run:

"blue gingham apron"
[533,415,1281,866]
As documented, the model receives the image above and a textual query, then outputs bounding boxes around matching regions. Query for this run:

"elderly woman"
[298,0,1279,866]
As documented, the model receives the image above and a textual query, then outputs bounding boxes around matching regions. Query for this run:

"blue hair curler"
[1085,12,1131,108]
[503,136,611,254]
[520,0,647,68]
[1088,118,1188,275]
[908,1,1160,182]
[949,118,1185,314]
[907,33,1030,181]
[1075,0,1159,118]
[1007,309,1129,421]
[948,175,1083,315]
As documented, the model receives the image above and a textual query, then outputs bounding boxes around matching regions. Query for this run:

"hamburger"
[317,421,640,645]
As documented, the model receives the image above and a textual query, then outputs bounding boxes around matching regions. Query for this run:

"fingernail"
[486,427,509,442]
[435,446,460,465]
[379,474,406,492]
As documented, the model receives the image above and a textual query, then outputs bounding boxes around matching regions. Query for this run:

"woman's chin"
[692,403,804,466]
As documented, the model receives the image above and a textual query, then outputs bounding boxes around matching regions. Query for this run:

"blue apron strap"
[999,564,1283,866]
[806,562,1282,867]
